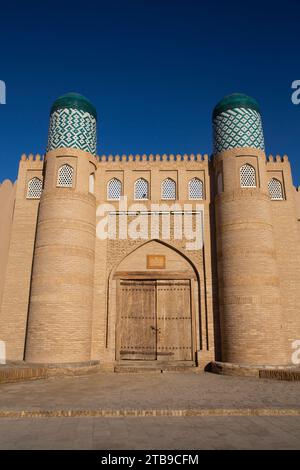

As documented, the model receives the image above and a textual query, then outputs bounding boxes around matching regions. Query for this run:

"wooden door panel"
[156,280,192,361]
[119,280,156,360]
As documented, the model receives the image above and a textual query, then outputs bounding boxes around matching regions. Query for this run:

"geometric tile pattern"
[27,177,43,199]
[47,107,97,155]
[268,178,284,200]
[240,164,257,188]
[161,178,176,200]
[188,178,204,200]
[134,178,149,199]
[213,107,265,154]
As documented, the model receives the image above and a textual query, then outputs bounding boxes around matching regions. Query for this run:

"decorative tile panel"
[47,107,97,155]
[213,107,264,153]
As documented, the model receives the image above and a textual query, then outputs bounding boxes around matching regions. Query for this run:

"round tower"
[213,93,288,365]
[25,93,97,363]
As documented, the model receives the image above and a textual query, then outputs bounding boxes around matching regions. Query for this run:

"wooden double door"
[118,279,193,362]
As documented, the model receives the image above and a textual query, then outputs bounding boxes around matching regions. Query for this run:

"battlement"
[20,154,44,162]
[19,154,44,175]
[19,152,289,164]
[0,179,15,189]
[97,153,209,163]
[266,154,289,164]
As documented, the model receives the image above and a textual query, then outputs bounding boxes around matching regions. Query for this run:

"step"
[114,361,199,373]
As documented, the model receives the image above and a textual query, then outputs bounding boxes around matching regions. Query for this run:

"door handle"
[150,326,161,333]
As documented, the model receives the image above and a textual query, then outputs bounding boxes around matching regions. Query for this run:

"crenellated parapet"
[98,153,209,162]
[0,179,16,190]
[21,153,44,161]
[266,154,289,165]
[96,154,210,173]
[20,153,44,167]
[18,152,210,170]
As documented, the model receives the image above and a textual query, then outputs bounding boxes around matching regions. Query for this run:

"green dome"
[50,92,97,120]
[213,93,260,119]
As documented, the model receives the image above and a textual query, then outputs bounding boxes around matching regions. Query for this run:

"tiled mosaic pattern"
[47,108,97,155]
[213,107,264,153]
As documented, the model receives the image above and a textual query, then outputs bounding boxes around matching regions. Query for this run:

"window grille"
[161,178,176,200]
[268,178,284,200]
[57,164,74,188]
[27,177,42,199]
[240,164,256,188]
[134,178,149,199]
[188,178,204,200]
[107,178,122,200]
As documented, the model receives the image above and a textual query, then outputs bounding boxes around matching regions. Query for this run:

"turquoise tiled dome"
[213,93,260,119]
[50,92,97,120]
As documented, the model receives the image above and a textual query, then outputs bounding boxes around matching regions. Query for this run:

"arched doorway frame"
[105,239,201,365]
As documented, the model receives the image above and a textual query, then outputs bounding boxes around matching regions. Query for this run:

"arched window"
[134,178,149,200]
[27,177,43,199]
[107,178,122,200]
[89,173,95,194]
[268,178,284,200]
[57,164,74,188]
[161,178,176,200]
[240,164,256,188]
[188,178,204,200]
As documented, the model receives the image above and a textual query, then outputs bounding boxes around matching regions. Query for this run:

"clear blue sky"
[0,0,300,185]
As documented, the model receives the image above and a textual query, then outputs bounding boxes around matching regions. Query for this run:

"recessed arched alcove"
[105,239,201,367]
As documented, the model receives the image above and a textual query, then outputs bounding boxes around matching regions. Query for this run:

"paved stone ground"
[0,371,299,411]
[0,372,299,449]
[0,416,300,449]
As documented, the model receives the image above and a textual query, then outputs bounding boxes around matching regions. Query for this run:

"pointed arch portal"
[110,240,199,364]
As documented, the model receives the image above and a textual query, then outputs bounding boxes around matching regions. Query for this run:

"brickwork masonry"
[0,152,299,368]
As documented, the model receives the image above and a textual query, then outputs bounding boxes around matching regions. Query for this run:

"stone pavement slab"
[0,371,299,413]
[0,416,300,449]
[0,372,299,450]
